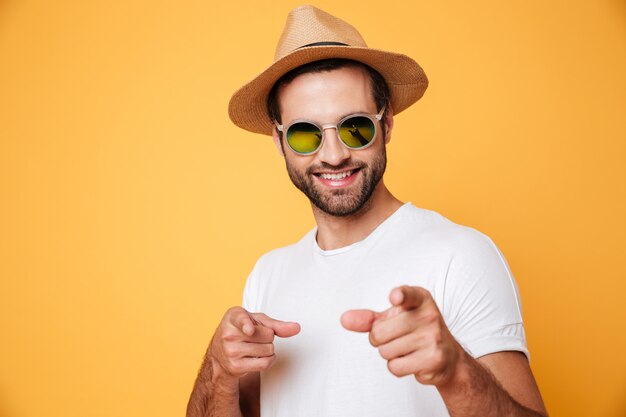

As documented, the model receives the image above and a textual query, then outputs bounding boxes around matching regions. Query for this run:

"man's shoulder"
[398,204,486,238]
[398,204,500,256]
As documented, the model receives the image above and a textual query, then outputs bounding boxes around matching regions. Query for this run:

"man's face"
[272,65,392,217]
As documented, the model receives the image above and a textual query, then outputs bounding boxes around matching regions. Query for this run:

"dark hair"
[267,59,390,134]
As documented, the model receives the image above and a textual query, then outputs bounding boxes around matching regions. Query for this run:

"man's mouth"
[317,170,354,180]
[312,168,361,187]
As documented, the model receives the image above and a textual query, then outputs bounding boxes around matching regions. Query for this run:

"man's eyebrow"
[340,110,367,118]
[286,109,374,125]
[334,110,373,121]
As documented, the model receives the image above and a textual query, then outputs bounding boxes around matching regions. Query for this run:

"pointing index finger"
[341,309,379,332]
[251,313,301,338]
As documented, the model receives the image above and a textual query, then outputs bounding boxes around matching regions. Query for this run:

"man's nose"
[316,127,350,166]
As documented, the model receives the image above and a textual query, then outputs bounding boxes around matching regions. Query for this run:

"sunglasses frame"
[275,107,386,156]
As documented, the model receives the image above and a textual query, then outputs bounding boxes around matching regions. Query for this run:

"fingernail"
[391,289,403,305]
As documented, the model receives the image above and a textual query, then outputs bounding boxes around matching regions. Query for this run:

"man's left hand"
[341,285,464,387]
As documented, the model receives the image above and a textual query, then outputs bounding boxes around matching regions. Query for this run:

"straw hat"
[228,5,428,136]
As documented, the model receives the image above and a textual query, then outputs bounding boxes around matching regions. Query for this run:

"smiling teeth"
[320,170,352,180]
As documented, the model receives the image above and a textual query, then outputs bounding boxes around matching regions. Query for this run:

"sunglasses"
[275,107,385,155]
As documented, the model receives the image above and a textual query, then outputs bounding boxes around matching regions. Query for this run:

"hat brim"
[228,45,428,136]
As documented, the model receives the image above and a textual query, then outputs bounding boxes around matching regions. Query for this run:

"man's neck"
[312,181,403,251]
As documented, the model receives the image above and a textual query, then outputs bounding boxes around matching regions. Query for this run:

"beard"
[284,145,387,217]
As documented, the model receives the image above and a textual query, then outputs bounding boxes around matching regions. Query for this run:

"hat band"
[298,41,348,49]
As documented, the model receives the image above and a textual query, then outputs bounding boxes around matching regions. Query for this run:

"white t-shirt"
[243,203,527,417]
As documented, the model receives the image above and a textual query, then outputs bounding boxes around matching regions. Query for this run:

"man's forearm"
[437,351,547,417]
[186,355,242,417]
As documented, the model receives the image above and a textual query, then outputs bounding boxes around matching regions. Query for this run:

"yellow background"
[1,1,625,416]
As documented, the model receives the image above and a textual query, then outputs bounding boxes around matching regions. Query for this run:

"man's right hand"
[208,307,300,387]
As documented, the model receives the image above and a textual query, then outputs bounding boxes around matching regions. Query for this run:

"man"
[188,5,547,417]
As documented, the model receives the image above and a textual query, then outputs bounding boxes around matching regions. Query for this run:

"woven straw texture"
[228,5,428,135]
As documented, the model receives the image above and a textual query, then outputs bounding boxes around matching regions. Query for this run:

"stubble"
[284,145,387,217]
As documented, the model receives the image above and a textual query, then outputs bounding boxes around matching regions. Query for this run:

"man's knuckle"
[223,343,238,357]
[427,328,441,346]
[222,330,238,342]
[253,312,268,321]
[261,326,275,338]
[369,332,379,346]
[387,360,402,377]
[226,306,242,317]
[423,310,439,324]
[417,371,435,384]
[430,349,445,368]
[256,343,273,357]
[260,355,275,370]
[370,327,386,345]
[378,346,392,360]
[230,361,244,374]
[417,287,432,299]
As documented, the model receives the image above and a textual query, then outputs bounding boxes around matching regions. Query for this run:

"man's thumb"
[252,313,301,338]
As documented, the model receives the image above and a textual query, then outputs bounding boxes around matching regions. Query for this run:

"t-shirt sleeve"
[242,262,260,312]
[441,229,530,361]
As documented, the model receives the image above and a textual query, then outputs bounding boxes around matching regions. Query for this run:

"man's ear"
[271,126,285,157]
[383,105,394,145]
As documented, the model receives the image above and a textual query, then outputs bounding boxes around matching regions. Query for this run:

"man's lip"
[312,167,361,175]
[315,168,360,187]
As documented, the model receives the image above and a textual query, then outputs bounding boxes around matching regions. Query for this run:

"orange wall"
[1,1,624,416]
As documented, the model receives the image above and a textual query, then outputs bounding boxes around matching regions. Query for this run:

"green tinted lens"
[287,122,322,154]
[338,116,376,148]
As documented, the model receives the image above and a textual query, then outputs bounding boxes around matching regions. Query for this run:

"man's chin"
[306,173,379,216]
[311,193,370,217]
